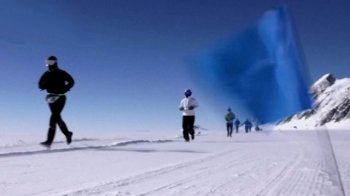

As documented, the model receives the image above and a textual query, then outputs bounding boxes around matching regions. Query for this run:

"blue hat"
[184,89,192,96]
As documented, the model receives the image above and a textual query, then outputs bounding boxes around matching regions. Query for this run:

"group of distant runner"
[224,108,262,137]
[38,55,263,147]
[178,91,262,141]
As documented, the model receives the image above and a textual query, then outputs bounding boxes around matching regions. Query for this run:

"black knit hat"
[47,56,57,61]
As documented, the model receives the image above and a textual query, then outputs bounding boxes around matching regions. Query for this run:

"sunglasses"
[45,60,56,66]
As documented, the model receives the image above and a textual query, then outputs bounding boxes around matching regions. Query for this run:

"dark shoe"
[40,141,51,148]
[191,134,195,140]
[66,132,73,145]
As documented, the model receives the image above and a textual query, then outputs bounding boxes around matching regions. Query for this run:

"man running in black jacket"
[38,56,75,148]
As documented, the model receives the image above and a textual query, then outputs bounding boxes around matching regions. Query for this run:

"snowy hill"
[274,73,350,130]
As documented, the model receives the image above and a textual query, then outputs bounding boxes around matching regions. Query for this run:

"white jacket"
[179,96,198,116]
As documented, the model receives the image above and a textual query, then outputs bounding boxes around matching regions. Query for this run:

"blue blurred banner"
[188,5,312,124]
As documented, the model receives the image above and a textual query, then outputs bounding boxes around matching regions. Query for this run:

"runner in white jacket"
[179,89,198,141]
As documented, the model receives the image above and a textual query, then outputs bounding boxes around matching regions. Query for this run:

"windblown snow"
[0,128,349,196]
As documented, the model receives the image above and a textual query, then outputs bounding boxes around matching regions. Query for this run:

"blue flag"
[188,5,312,124]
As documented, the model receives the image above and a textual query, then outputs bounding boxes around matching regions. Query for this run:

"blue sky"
[1,0,349,133]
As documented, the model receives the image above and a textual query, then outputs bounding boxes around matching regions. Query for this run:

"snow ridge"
[0,139,176,158]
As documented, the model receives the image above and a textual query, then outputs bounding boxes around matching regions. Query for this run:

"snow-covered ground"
[0,129,349,196]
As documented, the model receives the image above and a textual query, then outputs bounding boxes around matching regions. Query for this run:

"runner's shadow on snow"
[0,140,205,158]
[91,148,207,153]
[54,138,100,144]
[201,140,267,143]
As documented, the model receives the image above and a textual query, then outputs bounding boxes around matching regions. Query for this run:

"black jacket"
[38,69,75,94]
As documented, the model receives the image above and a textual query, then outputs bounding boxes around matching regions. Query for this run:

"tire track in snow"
[171,156,271,196]
[135,152,267,196]
[228,141,340,196]
[163,144,293,196]
[113,140,343,196]
[53,147,256,196]
[253,144,303,196]
[218,141,334,196]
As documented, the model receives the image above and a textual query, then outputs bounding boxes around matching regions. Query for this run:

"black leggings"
[227,123,233,135]
[46,95,70,142]
[235,125,239,132]
[182,116,195,140]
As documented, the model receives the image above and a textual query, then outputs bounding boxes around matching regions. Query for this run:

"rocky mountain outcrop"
[277,74,350,127]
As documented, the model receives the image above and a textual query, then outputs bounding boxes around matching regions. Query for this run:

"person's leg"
[44,98,60,144]
[229,124,233,136]
[182,116,190,141]
[42,127,55,146]
[53,96,73,144]
[188,116,195,140]
[53,97,70,134]
[226,123,230,136]
[43,96,72,145]
[41,96,60,147]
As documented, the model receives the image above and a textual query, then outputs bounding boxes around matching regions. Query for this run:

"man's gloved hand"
[179,107,184,111]
[188,106,195,110]
[39,81,47,90]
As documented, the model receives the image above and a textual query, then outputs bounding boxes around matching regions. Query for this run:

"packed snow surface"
[0,129,349,196]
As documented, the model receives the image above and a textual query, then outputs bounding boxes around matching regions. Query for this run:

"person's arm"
[189,98,198,110]
[179,99,184,111]
[38,72,48,90]
[193,98,198,108]
[64,71,75,92]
